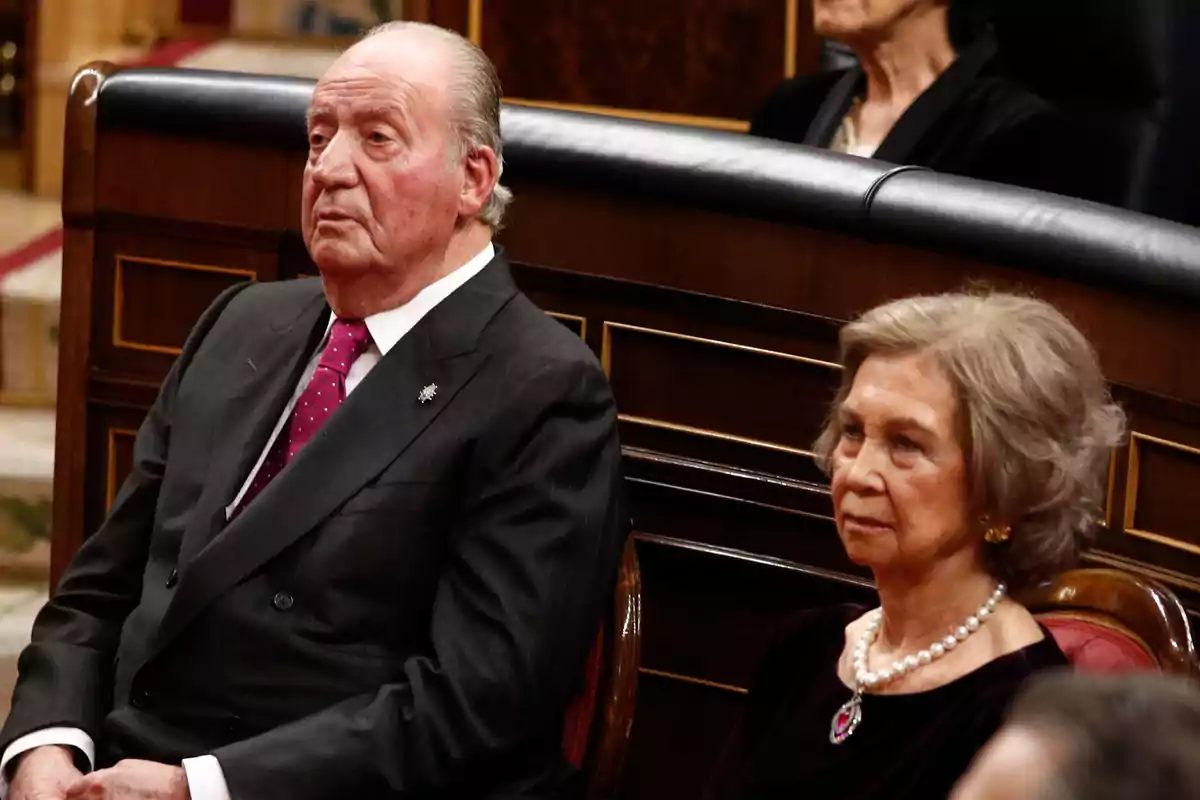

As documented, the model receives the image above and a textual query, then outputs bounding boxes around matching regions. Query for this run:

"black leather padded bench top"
[96,67,1200,304]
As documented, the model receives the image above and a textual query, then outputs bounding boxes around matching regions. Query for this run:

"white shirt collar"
[327,242,495,356]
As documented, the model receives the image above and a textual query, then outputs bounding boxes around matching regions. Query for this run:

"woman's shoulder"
[750,70,852,143]
[960,69,1060,129]
[956,623,1070,709]
[751,603,867,688]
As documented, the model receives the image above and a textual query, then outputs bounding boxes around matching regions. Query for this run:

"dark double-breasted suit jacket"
[1,253,627,798]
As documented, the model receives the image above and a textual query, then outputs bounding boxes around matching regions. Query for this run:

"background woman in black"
[751,0,1115,204]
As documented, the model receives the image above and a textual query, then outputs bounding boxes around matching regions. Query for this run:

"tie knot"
[319,318,371,375]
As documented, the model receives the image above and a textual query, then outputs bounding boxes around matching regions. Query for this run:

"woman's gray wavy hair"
[364,21,513,228]
[814,292,1126,590]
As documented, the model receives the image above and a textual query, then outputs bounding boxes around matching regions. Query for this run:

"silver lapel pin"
[418,383,438,404]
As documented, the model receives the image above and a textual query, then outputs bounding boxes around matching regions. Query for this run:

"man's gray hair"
[364,21,513,228]
[1010,671,1200,800]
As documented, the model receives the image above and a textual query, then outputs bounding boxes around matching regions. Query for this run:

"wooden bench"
[54,62,1200,797]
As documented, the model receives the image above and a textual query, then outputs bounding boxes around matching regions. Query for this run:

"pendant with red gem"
[829,690,862,744]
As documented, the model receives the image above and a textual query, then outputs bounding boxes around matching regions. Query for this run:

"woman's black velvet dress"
[704,604,1069,799]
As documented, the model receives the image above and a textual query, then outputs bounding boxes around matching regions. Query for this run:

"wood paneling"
[88,229,277,382]
[105,425,137,509]
[55,65,1200,798]
[114,256,256,355]
[619,537,872,799]
[603,322,840,454]
[97,132,295,230]
[85,404,147,538]
[479,0,802,123]
[424,0,470,36]
[1124,433,1200,556]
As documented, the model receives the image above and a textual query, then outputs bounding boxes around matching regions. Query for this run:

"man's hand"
[63,760,188,800]
[9,745,83,800]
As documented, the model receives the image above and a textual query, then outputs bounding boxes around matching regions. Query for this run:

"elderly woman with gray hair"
[704,292,1126,799]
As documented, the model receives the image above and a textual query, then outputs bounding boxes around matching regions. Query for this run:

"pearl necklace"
[829,582,1008,744]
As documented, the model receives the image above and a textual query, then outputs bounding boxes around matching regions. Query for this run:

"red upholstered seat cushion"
[562,628,605,768]
[1041,615,1157,672]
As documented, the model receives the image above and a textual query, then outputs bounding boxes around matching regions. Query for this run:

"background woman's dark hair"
[947,0,995,51]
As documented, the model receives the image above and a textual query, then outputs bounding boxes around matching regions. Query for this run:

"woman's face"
[830,351,975,577]
[812,0,939,41]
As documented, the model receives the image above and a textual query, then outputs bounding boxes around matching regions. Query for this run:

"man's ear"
[459,145,500,218]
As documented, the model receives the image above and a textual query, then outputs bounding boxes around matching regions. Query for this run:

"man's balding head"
[302,22,505,318]
[353,22,511,226]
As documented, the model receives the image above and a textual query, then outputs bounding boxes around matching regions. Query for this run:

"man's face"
[302,36,464,281]
[951,726,1063,800]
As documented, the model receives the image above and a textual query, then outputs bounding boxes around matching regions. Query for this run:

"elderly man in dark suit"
[2,21,625,800]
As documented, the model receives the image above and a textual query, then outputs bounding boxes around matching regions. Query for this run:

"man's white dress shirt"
[0,244,494,799]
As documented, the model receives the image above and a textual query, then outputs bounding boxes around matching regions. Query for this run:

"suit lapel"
[149,255,518,661]
[804,68,862,148]
[873,36,998,164]
[174,289,330,566]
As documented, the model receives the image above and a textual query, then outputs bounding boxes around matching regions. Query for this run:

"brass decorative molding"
[620,414,816,459]
[600,321,841,376]
[784,0,800,78]
[1122,431,1200,557]
[547,311,587,340]
[503,98,750,133]
[623,444,827,493]
[468,0,483,45]
[113,256,257,355]
[1104,448,1117,530]
[639,667,749,695]
[106,427,139,510]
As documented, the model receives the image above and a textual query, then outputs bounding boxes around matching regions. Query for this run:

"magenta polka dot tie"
[232,318,372,516]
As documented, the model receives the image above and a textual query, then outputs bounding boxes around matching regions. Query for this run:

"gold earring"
[984,525,1011,543]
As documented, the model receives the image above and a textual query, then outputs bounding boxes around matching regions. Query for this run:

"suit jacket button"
[131,688,151,709]
[165,569,178,589]
[272,591,294,611]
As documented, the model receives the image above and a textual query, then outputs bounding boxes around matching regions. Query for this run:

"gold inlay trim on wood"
[621,414,816,459]
[547,312,587,340]
[603,321,836,458]
[600,321,842,376]
[639,667,749,695]
[503,98,750,133]
[106,427,139,510]
[113,256,257,356]
[468,0,483,46]
[1104,449,1117,530]
[1122,431,1200,557]
[784,0,799,78]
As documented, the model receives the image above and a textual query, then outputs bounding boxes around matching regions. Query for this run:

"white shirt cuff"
[0,726,95,798]
[182,754,232,800]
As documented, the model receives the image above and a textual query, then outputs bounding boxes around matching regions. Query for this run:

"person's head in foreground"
[303,20,510,317]
[952,670,1200,800]
[703,292,1126,798]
